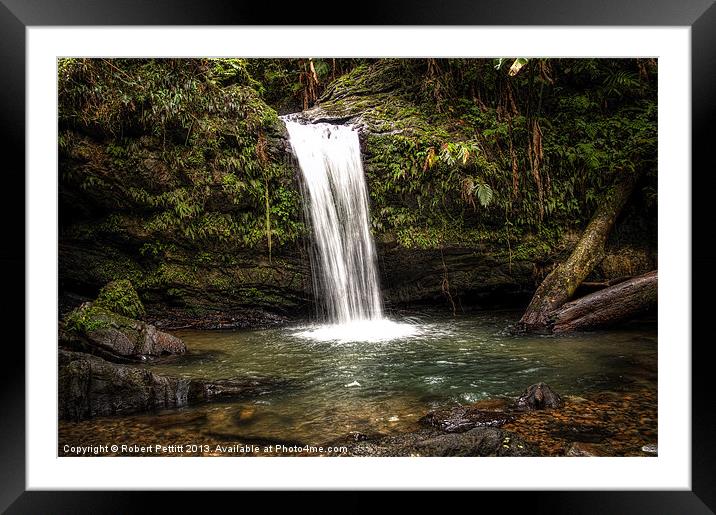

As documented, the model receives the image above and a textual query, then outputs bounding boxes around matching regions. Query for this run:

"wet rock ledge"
[59,281,291,421]
[59,350,290,421]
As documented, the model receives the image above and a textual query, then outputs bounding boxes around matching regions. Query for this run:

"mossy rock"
[95,279,145,319]
[63,302,186,359]
[64,302,113,334]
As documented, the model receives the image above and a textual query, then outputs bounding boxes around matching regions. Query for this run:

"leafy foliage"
[95,279,146,319]
[247,58,370,113]
[315,58,657,249]
[59,58,305,252]
[64,304,111,333]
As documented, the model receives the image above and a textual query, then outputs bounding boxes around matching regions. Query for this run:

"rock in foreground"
[339,427,539,457]
[59,350,288,420]
[515,382,563,411]
[419,406,514,432]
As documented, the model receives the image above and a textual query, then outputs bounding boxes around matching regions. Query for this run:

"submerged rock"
[189,378,284,403]
[341,427,539,457]
[59,350,288,420]
[419,406,514,432]
[546,421,614,443]
[62,302,186,361]
[515,382,563,411]
[413,427,537,457]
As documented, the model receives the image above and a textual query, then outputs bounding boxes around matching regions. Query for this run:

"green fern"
[476,181,494,208]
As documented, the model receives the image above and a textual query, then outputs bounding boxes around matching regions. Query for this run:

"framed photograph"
[4,0,714,511]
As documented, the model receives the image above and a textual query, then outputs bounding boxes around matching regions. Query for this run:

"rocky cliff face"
[59,59,312,326]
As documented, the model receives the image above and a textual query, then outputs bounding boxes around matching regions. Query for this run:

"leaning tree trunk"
[518,174,638,332]
[549,270,657,333]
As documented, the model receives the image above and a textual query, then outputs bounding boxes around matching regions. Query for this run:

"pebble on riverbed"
[641,443,658,454]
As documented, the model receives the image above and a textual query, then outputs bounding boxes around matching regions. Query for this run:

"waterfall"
[284,119,384,324]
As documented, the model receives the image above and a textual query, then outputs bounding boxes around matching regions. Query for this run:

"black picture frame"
[2,0,714,512]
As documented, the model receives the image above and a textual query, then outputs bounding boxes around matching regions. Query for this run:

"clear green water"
[130,310,657,445]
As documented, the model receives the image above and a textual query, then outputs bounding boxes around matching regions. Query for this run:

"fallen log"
[548,270,657,333]
[518,174,639,332]
[579,276,633,290]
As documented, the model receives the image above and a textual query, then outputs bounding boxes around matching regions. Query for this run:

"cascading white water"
[284,119,383,324]
[284,117,417,343]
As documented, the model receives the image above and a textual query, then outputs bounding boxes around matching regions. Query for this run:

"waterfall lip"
[309,115,360,126]
[280,111,361,128]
